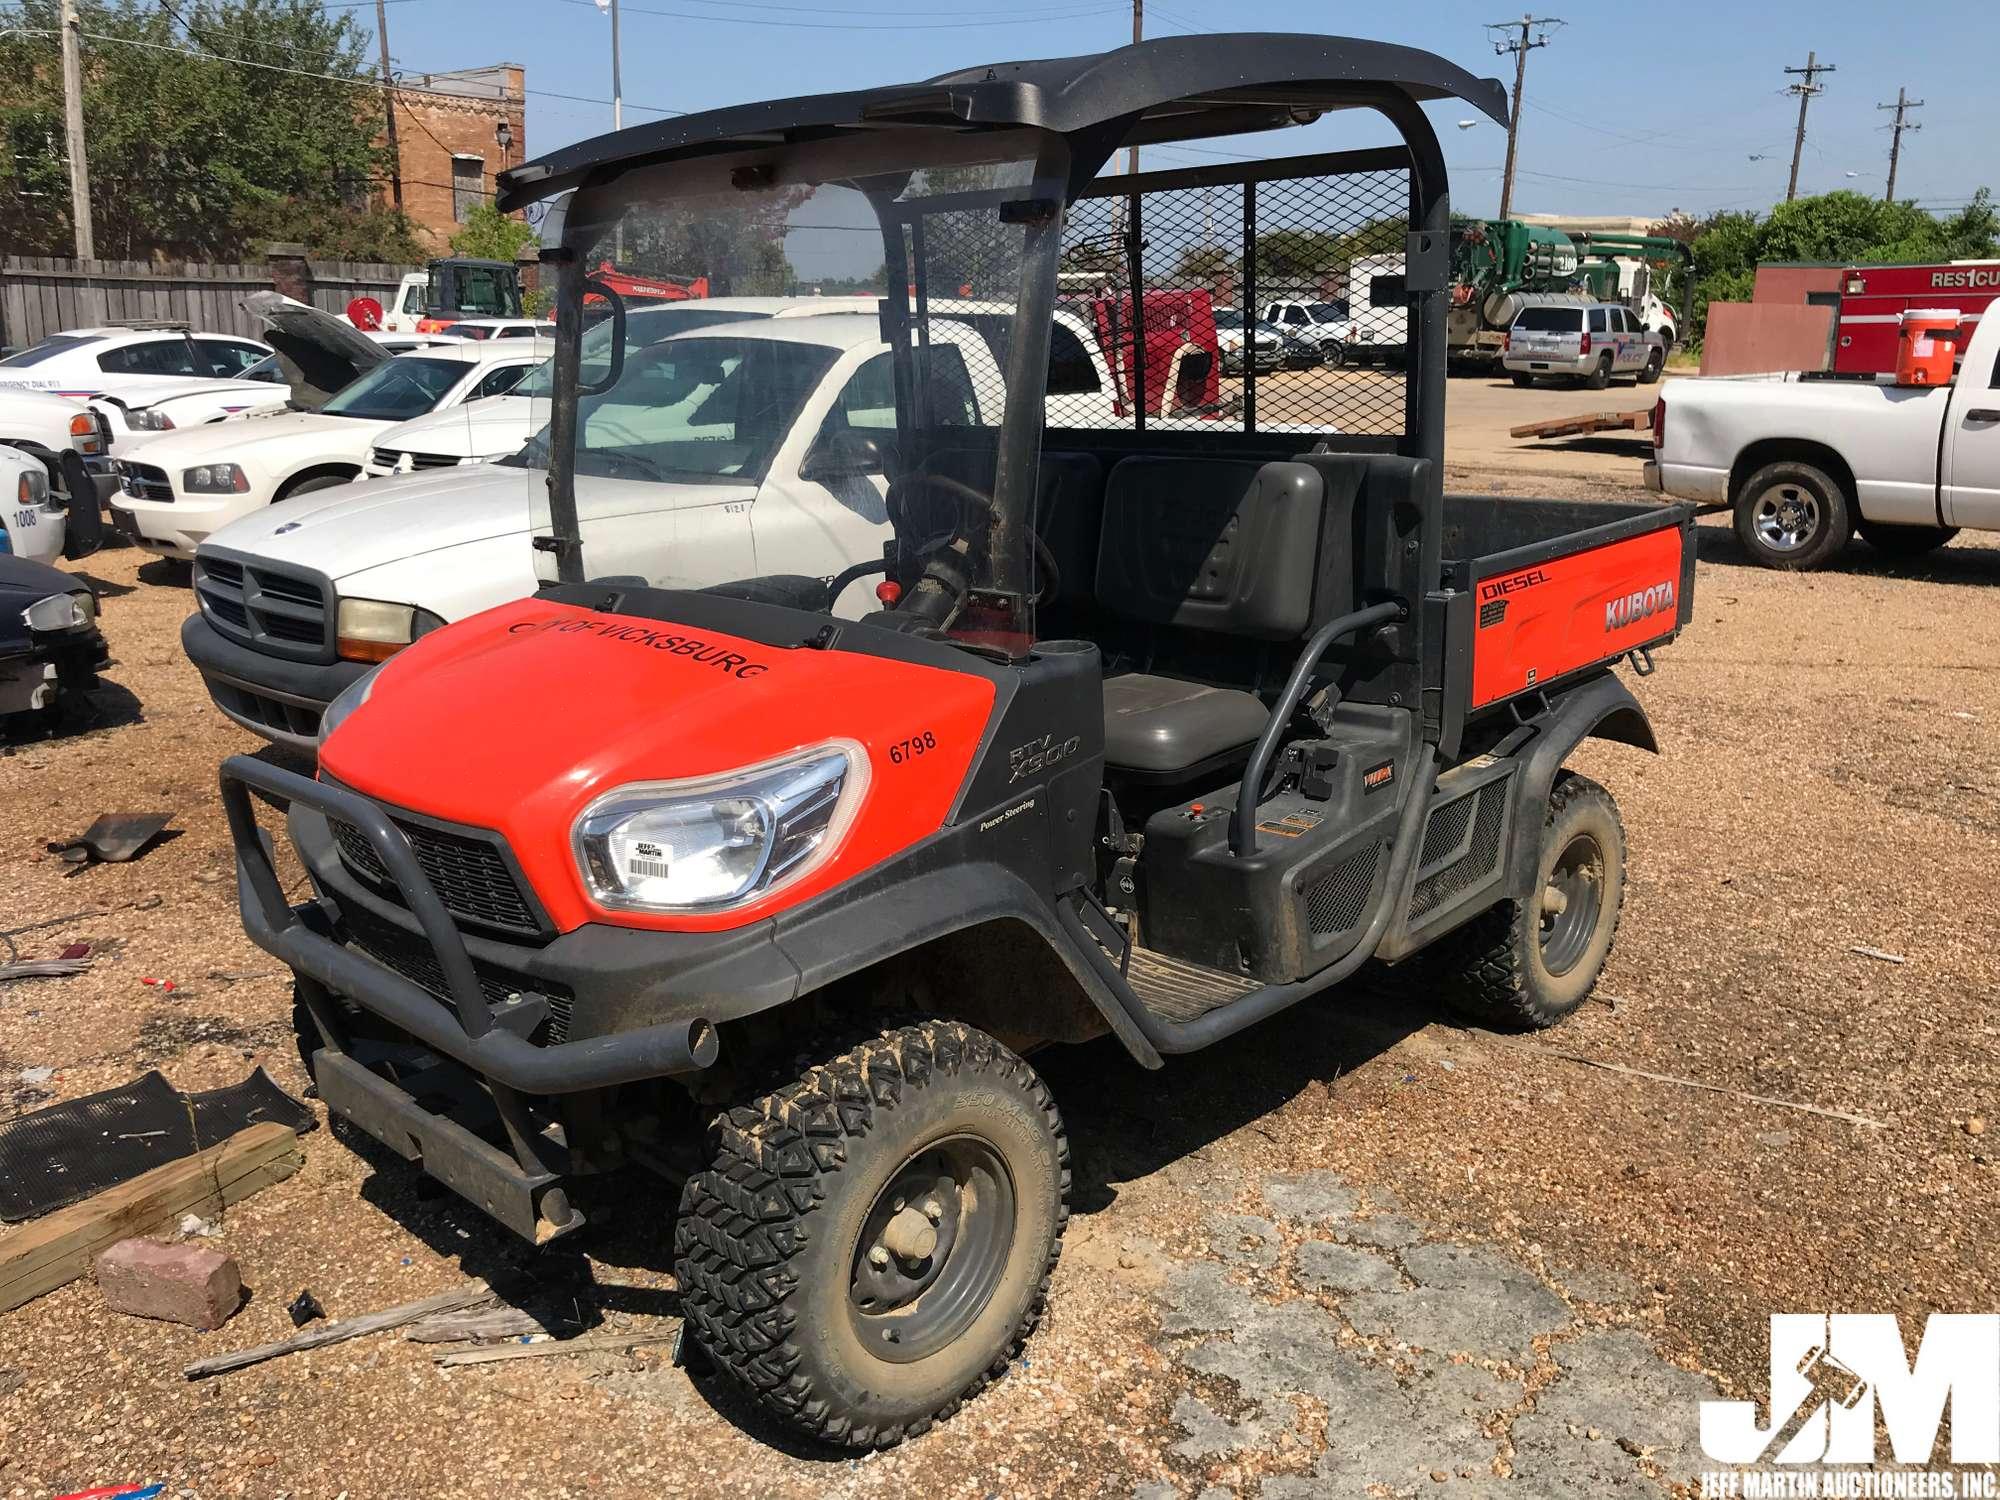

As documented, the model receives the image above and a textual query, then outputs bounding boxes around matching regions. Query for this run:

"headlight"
[574,743,868,913]
[183,462,249,494]
[127,409,175,432]
[68,411,103,456]
[16,467,48,507]
[23,589,93,633]
[335,597,445,663]
[318,669,377,744]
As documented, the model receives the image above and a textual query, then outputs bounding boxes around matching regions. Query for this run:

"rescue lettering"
[508,616,769,678]
[1605,580,1676,632]
[1931,267,2000,289]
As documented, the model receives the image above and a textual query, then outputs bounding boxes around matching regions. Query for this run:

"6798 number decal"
[888,731,938,765]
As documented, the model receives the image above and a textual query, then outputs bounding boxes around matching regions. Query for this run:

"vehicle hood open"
[242,290,389,410]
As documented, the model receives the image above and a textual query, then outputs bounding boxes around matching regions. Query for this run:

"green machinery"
[1447,218,1694,362]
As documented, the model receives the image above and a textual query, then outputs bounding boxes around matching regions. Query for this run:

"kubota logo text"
[1606,580,1676,632]
[1698,1313,2000,1496]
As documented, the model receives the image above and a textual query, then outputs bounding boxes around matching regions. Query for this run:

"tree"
[0,0,411,260]
[1174,243,1235,282]
[1659,192,2000,344]
[450,202,537,263]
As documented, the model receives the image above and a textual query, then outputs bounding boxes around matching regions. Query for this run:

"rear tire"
[675,1020,1068,1450]
[1425,773,1626,1030]
[1319,341,1347,370]
[1510,372,1534,388]
[1858,520,1958,557]
[1585,353,1612,390]
[1733,460,1852,570]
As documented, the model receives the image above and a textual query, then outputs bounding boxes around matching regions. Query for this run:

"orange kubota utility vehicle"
[222,33,1694,1449]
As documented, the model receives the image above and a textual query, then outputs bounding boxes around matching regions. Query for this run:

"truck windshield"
[321,356,466,420]
[528,138,1065,650]
[432,265,523,318]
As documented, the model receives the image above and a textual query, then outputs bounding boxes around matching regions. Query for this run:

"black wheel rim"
[1539,832,1604,976]
[847,1134,1015,1365]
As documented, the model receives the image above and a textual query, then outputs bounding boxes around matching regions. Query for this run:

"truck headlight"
[68,411,103,456]
[127,409,175,432]
[574,743,867,913]
[183,462,249,494]
[17,466,48,508]
[24,589,94,633]
[335,597,446,663]
[318,669,376,744]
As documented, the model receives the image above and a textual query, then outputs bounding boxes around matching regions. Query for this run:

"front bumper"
[222,756,732,1240]
[182,612,370,748]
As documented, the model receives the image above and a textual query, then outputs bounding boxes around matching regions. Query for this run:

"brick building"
[384,65,527,249]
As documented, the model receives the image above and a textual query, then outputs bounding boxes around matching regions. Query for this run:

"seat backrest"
[1094,456,1325,642]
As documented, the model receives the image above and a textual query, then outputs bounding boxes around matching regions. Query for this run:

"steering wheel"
[884,470,1061,620]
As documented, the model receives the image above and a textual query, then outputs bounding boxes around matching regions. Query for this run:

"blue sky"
[368,0,1997,222]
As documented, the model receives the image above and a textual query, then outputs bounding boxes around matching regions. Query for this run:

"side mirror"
[801,428,893,481]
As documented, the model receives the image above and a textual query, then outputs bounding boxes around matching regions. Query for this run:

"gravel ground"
[0,410,1995,1496]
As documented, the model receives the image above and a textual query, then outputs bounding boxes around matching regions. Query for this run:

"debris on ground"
[404,1303,566,1344]
[1849,944,1908,964]
[0,957,92,982]
[186,1280,505,1379]
[0,1068,314,1221]
[434,1332,681,1369]
[96,1238,243,1330]
[176,1214,219,1239]
[0,1123,303,1314]
[45,811,175,869]
[286,1289,326,1327]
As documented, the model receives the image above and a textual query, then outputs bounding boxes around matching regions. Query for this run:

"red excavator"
[582,261,710,314]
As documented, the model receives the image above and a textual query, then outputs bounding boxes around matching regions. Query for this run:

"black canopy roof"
[496,33,1507,212]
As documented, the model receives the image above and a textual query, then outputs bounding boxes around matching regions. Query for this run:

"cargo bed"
[1440,495,1695,713]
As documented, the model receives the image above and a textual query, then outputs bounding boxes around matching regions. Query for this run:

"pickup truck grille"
[328,812,544,938]
[370,448,460,471]
[117,461,173,502]
[193,553,332,662]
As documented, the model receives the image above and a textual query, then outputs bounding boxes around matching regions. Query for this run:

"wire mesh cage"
[1065,153,1413,439]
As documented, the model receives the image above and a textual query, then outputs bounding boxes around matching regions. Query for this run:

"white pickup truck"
[182,313,1004,748]
[1648,308,2000,569]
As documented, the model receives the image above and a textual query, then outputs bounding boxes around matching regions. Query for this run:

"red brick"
[95,1239,242,1330]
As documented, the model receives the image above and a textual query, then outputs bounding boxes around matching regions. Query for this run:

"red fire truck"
[1831,260,2000,375]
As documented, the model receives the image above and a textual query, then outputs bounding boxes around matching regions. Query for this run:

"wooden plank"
[186,1280,500,1379]
[1508,407,1652,441]
[0,1122,304,1314]
[435,1332,679,1368]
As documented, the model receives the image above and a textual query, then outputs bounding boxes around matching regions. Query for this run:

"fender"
[1501,673,1656,899]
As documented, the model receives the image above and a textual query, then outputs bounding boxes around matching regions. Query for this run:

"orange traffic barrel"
[1895,308,1961,385]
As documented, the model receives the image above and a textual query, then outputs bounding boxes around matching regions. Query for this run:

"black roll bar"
[1231,599,1406,856]
[219,755,718,1093]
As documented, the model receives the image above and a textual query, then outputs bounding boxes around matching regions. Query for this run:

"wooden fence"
[0,256,422,349]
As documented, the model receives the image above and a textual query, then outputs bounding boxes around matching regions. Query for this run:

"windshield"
[322,355,467,420]
[0,334,93,368]
[1514,306,1582,332]
[529,138,1065,652]
[512,306,775,400]
[1213,309,1244,329]
[1308,301,1349,321]
[432,264,523,318]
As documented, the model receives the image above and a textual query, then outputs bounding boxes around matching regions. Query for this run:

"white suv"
[1503,302,1664,389]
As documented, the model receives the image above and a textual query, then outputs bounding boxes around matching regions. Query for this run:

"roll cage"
[498,35,1509,641]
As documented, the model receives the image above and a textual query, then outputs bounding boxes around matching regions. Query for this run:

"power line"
[1877,87,1922,203]
[1782,50,1833,203]
[551,0,1124,29]
[1486,14,1561,222]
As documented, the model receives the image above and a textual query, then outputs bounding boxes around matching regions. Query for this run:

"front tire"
[676,1021,1069,1449]
[1426,773,1627,1030]
[1733,460,1852,570]
[1858,520,1958,557]
[1637,346,1665,384]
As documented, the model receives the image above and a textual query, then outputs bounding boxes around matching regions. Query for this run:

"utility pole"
[1878,86,1922,202]
[374,0,402,208]
[1782,51,1834,203]
[1126,0,1142,178]
[58,0,93,259]
[1488,15,1559,222]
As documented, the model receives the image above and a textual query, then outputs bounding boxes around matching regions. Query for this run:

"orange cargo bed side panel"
[1470,526,1685,709]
